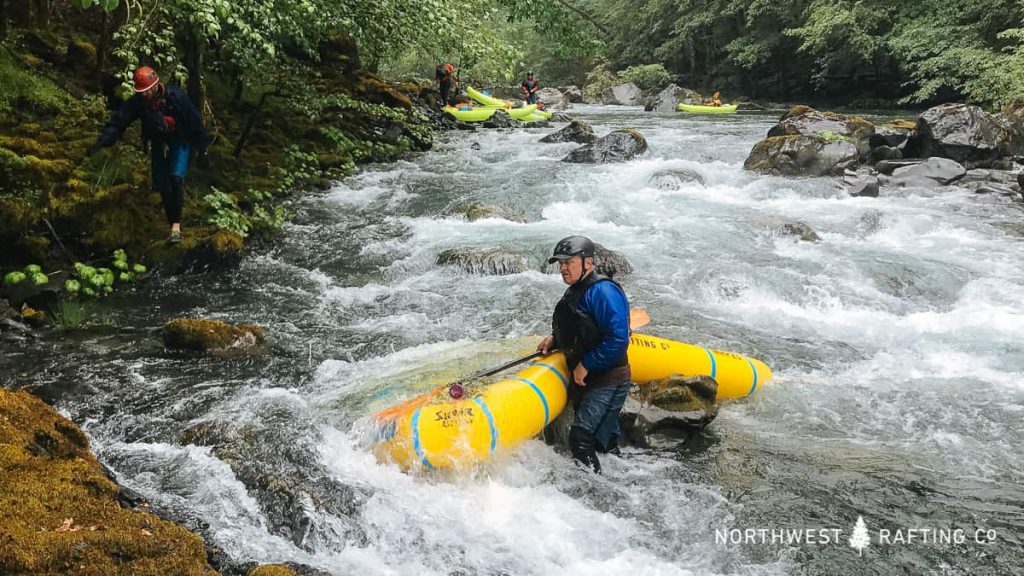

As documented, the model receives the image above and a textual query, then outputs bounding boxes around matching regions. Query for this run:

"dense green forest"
[3,0,1024,272]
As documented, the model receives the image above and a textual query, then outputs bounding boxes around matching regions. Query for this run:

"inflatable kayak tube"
[372,333,771,470]
[677,103,738,114]
[466,86,509,107]
[443,106,498,122]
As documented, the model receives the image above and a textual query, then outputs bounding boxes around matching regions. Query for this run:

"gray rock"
[762,218,821,242]
[960,168,1019,185]
[562,129,648,163]
[534,87,571,110]
[482,109,515,129]
[905,103,1010,168]
[522,119,551,128]
[962,181,1019,196]
[560,85,583,103]
[455,121,477,131]
[867,145,902,164]
[620,375,718,448]
[647,169,706,190]
[437,249,531,276]
[540,119,596,144]
[453,202,526,223]
[744,134,858,177]
[645,83,702,112]
[843,170,880,197]
[767,106,874,140]
[549,112,573,123]
[601,83,643,106]
[889,157,967,186]
[869,121,915,149]
[543,243,634,278]
[875,159,925,175]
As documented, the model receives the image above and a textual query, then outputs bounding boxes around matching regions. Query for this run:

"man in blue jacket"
[537,235,631,473]
[87,66,210,244]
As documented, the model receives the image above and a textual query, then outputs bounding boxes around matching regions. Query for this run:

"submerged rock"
[843,169,880,198]
[562,129,647,163]
[162,317,268,355]
[761,218,821,242]
[647,168,706,189]
[620,375,719,447]
[452,202,526,223]
[437,248,531,276]
[539,119,595,144]
[482,109,515,129]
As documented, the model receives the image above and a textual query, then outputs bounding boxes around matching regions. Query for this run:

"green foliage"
[617,64,673,91]
[47,299,91,331]
[582,63,617,102]
[0,49,69,114]
[203,188,251,237]
[817,130,851,142]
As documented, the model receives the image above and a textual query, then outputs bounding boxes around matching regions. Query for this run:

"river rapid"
[3,105,1022,575]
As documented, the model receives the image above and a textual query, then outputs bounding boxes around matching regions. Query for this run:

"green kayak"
[444,104,537,122]
[677,102,738,114]
[466,86,509,107]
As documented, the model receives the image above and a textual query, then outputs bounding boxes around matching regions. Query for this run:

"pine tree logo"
[849,516,870,556]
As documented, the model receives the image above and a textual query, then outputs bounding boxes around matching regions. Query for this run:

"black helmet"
[548,235,595,263]
[527,71,534,76]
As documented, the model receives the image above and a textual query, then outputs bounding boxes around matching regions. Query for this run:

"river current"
[3,105,1023,575]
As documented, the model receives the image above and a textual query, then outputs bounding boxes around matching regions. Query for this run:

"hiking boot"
[167,229,182,244]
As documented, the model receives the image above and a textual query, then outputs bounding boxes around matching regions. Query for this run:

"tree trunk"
[233,90,281,158]
[96,11,109,90]
[32,0,50,28]
[185,30,207,123]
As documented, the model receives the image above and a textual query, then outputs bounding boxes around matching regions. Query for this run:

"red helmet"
[133,66,159,93]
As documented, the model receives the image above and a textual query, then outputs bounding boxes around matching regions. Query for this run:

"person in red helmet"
[87,66,211,244]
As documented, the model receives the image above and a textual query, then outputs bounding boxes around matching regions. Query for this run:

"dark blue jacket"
[94,84,210,150]
[575,279,630,372]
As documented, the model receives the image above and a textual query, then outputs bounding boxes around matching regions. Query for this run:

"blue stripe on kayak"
[703,347,718,380]
[536,362,568,389]
[518,377,550,426]
[473,397,498,453]
[745,358,759,396]
[410,408,432,470]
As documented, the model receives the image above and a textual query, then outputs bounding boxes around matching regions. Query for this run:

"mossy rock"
[248,565,300,576]
[163,317,268,355]
[0,389,217,575]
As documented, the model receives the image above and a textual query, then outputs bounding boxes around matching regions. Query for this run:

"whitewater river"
[4,105,1023,574]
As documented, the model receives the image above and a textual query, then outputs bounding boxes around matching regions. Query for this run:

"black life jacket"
[141,86,179,140]
[551,271,629,373]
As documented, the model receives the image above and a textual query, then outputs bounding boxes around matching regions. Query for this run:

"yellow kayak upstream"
[677,102,738,114]
[372,333,771,470]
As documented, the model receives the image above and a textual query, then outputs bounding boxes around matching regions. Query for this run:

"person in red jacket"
[521,71,540,104]
[86,67,211,244]
[435,61,456,106]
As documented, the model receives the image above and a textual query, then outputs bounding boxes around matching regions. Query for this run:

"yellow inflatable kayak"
[372,333,771,470]
[466,86,509,107]
[677,102,738,114]
[443,106,498,122]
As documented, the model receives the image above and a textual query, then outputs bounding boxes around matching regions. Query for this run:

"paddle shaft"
[451,308,650,387]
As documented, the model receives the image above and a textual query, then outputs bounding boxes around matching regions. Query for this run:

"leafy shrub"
[617,64,673,92]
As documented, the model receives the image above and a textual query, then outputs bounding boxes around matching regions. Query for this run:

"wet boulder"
[544,243,633,278]
[436,248,531,276]
[647,168,706,190]
[960,168,1019,186]
[559,85,583,103]
[601,83,643,106]
[163,318,269,356]
[904,104,1010,168]
[452,202,526,222]
[866,145,902,164]
[535,87,571,110]
[887,157,966,187]
[620,375,719,448]
[539,119,596,144]
[768,106,875,141]
[549,112,574,123]
[869,119,915,149]
[482,109,516,129]
[763,218,821,242]
[562,129,648,163]
[842,169,880,198]
[645,84,702,112]
[744,134,858,177]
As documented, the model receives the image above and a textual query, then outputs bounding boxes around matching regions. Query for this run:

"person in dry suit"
[435,61,456,106]
[521,71,540,104]
[536,235,632,473]
[86,66,211,243]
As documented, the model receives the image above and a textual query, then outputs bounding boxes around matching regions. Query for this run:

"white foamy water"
[37,105,1023,575]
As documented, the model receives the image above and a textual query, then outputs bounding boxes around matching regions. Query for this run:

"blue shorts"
[151,139,190,194]
[573,381,631,451]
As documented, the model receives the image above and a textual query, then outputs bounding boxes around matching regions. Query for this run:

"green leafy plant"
[618,64,673,91]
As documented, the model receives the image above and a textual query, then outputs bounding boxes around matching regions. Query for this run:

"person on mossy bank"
[521,71,540,104]
[86,66,211,244]
[536,235,632,473]
[435,61,455,106]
